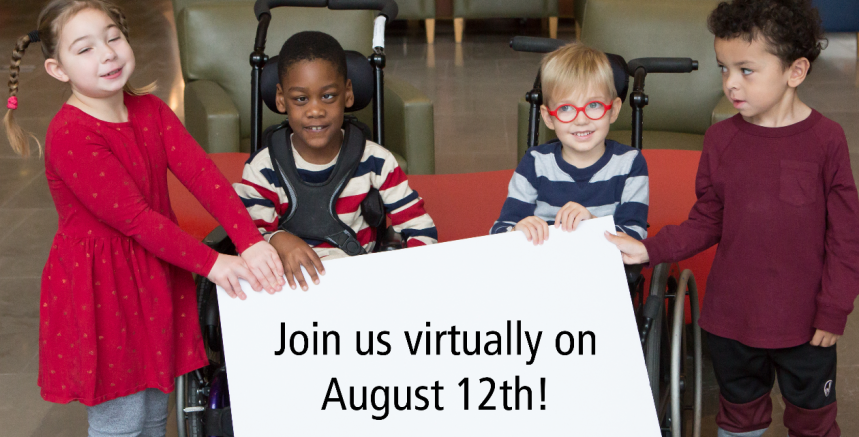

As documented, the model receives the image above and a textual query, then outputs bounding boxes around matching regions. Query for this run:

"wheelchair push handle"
[254,0,398,21]
[627,57,698,74]
[509,36,567,54]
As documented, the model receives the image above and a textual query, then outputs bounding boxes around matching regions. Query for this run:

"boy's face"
[540,84,622,165]
[276,59,354,161]
[715,36,808,125]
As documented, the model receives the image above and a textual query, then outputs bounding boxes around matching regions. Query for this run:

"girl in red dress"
[3,1,285,435]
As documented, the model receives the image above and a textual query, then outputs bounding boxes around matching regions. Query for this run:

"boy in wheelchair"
[491,43,648,244]
[233,31,437,290]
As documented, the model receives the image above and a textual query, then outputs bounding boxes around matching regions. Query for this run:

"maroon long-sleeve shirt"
[643,110,859,348]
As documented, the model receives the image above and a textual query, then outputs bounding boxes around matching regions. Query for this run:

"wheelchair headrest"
[509,37,630,104]
[606,53,629,104]
[260,50,374,114]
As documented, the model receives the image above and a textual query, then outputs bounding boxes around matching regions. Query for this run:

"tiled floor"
[1,0,858,435]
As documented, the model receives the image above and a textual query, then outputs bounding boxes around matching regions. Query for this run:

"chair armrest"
[383,76,436,175]
[711,95,738,126]
[184,80,241,153]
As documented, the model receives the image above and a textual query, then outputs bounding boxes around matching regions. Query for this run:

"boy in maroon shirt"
[607,1,859,436]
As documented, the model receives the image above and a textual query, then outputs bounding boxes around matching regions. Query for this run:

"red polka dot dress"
[39,93,262,406]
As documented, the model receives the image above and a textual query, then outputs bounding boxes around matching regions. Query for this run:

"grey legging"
[86,388,169,437]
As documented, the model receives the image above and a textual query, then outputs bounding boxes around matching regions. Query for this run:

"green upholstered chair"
[452,0,560,43]
[516,0,737,160]
[172,1,436,174]
[396,0,437,44]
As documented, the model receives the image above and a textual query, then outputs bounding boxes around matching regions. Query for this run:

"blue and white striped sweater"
[491,139,649,240]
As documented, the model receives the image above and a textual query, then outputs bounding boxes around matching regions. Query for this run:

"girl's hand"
[604,231,650,264]
[207,253,261,300]
[554,202,594,232]
[810,329,840,347]
[241,240,285,293]
[269,232,325,291]
[515,216,550,245]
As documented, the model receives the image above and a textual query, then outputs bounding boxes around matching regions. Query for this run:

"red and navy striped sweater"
[233,139,437,259]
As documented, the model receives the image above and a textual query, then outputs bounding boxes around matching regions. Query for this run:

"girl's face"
[45,8,135,100]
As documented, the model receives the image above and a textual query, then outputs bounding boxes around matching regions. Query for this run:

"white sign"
[218,216,660,436]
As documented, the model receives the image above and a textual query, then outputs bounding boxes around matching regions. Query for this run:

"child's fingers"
[283,267,298,290]
[809,330,824,346]
[554,208,567,229]
[535,222,547,245]
[254,261,280,294]
[302,259,320,286]
[605,231,627,250]
[271,254,285,283]
[220,279,238,299]
[291,262,310,291]
[228,272,247,300]
[529,226,540,245]
[554,209,567,231]
[520,226,533,242]
[309,253,325,277]
[240,263,263,293]
[572,210,586,230]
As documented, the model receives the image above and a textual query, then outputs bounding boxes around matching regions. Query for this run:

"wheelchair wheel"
[177,226,234,437]
[668,269,702,437]
[176,369,206,437]
[644,264,702,437]
[643,263,669,407]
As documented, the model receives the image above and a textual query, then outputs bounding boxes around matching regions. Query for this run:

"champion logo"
[824,380,833,397]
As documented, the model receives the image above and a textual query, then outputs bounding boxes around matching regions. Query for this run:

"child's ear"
[44,58,69,83]
[539,104,556,131]
[608,96,623,123]
[787,57,810,88]
[275,83,287,113]
[344,78,354,109]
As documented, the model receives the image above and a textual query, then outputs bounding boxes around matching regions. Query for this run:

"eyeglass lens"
[556,102,607,122]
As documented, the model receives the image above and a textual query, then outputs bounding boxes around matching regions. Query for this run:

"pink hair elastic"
[6,96,17,110]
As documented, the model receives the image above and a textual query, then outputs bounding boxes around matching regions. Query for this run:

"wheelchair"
[176,1,400,436]
[510,36,703,437]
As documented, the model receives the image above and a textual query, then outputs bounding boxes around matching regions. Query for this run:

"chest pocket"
[779,160,820,207]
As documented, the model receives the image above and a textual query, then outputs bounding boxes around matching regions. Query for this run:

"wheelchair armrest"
[383,76,436,175]
[201,226,237,255]
[625,263,644,284]
[711,95,739,126]
[184,80,241,153]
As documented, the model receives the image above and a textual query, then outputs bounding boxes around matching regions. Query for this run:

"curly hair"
[707,0,826,71]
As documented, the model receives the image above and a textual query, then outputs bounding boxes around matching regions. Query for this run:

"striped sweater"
[233,138,437,259]
[491,139,649,240]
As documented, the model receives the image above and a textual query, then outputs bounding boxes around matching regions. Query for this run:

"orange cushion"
[407,170,514,243]
[642,149,715,312]
[168,153,249,242]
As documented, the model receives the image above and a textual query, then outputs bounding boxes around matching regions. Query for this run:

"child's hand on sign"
[515,216,550,245]
[604,231,649,265]
[554,201,594,232]
[270,231,325,291]
[240,240,285,293]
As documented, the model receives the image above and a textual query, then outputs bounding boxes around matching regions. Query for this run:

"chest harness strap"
[268,122,368,256]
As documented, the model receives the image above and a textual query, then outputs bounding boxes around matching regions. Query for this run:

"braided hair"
[4,0,155,157]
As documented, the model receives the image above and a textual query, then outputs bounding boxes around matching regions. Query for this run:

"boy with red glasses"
[607,1,859,435]
[491,43,648,244]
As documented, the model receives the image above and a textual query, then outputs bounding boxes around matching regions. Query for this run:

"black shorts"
[706,331,837,409]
